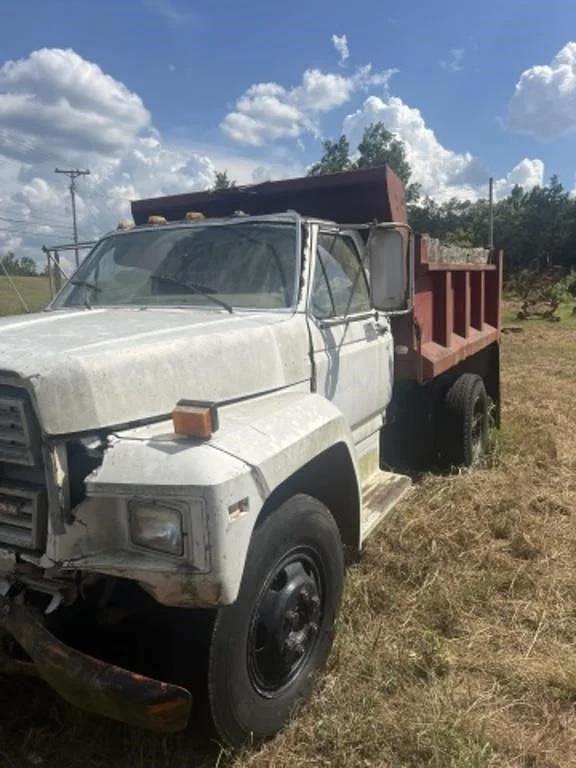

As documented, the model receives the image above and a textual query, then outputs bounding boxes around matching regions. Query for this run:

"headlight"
[129,501,184,556]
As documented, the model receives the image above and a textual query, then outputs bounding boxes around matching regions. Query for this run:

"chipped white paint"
[0,309,309,435]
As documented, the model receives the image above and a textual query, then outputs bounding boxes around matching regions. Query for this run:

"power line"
[0,130,65,165]
[0,214,73,230]
[54,168,91,268]
[0,226,75,239]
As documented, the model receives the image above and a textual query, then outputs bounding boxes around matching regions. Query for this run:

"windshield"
[53,220,299,310]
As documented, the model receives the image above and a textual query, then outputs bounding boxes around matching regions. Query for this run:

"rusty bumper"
[0,598,192,733]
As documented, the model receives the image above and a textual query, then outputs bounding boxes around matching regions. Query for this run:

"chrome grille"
[0,397,35,466]
[0,484,46,550]
[0,387,46,552]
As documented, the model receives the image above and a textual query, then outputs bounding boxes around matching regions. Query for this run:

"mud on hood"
[0,308,309,435]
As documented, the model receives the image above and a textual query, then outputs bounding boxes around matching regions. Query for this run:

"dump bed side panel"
[393,235,502,383]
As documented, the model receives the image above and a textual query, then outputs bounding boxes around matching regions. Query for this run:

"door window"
[311,232,371,318]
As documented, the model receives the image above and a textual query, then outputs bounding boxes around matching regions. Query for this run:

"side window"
[311,232,371,318]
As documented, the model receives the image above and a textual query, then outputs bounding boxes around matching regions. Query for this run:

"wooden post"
[53,251,62,295]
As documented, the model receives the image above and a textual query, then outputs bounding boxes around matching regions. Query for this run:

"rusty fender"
[0,597,191,733]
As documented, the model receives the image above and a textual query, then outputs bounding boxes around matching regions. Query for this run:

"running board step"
[360,471,412,543]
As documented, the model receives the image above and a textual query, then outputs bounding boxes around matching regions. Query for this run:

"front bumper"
[0,597,192,733]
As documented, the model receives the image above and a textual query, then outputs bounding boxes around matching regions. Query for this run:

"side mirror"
[368,227,410,313]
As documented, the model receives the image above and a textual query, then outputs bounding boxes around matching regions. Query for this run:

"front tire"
[208,494,344,747]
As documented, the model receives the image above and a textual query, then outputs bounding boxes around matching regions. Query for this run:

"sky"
[1,0,576,266]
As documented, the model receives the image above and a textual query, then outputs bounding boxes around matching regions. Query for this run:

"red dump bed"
[131,165,407,226]
[132,166,501,385]
[393,237,502,384]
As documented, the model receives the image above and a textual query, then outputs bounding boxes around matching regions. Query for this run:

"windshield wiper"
[154,276,234,314]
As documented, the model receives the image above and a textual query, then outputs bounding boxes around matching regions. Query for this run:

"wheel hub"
[248,553,323,695]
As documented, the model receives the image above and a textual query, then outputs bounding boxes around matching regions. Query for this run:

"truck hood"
[0,308,310,435]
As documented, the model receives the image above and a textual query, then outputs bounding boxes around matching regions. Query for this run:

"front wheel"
[208,495,344,747]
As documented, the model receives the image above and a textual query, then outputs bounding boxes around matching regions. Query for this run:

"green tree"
[307,136,352,176]
[0,252,37,276]
[408,175,576,274]
[308,123,420,201]
[356,123,420,201]
[213,170,236,191]
[18,257,38,276]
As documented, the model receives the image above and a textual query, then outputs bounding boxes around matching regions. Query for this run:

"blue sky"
[1,0,576,260]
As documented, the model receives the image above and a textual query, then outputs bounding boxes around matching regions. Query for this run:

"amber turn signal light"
[172,401,219,439]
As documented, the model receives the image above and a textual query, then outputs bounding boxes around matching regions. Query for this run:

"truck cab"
[0,167,501,746]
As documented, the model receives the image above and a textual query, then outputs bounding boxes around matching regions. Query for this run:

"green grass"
[0,276,51,316]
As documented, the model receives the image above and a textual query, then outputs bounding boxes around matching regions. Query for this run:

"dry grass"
[0,323,575,767]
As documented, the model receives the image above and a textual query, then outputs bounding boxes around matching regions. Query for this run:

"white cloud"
[494,158,544,197]
[343,95,543,201]
[0,48,150,163]
[0,48,309,269]
[142,0,195,25]
[221,65,396,146]
[0,48,216,265]
[508,42,576,138]
[332,34,350,67]
[0,43,551,274]
[440,48,464,72]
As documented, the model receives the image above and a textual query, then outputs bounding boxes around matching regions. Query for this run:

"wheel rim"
[247,549,323,697]
[471,396,487,463]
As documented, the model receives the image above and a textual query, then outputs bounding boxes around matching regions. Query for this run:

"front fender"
[58,392,359,607]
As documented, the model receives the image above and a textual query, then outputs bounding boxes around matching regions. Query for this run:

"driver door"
[307,226,393,446]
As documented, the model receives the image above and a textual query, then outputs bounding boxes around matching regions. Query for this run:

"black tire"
[208,494,344,747]
[440,373,489,467]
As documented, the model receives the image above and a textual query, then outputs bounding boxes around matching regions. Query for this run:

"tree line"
[304,123,576,273]
[5,128,574,279]
[0,252,39,276]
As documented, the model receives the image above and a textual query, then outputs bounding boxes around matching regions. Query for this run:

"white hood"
[0,308,310,435]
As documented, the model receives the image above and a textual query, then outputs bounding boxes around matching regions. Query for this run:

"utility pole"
[488,177,494,251]
[55,168,90,269]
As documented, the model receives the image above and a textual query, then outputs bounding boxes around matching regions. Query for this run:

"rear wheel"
[440,373,489,467]
[208,495,344,747]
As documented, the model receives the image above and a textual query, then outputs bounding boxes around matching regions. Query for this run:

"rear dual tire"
[440,373,489,468]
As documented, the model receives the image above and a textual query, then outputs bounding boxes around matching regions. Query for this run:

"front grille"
[0,386,46,552]
[0,397,36,466]
[0,483,47,550]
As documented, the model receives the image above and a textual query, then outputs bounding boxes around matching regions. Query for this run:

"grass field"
[0,276,51,316]
[0,318,574,767]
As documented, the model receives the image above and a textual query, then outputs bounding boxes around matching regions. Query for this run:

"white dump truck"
[0,167,501,746]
